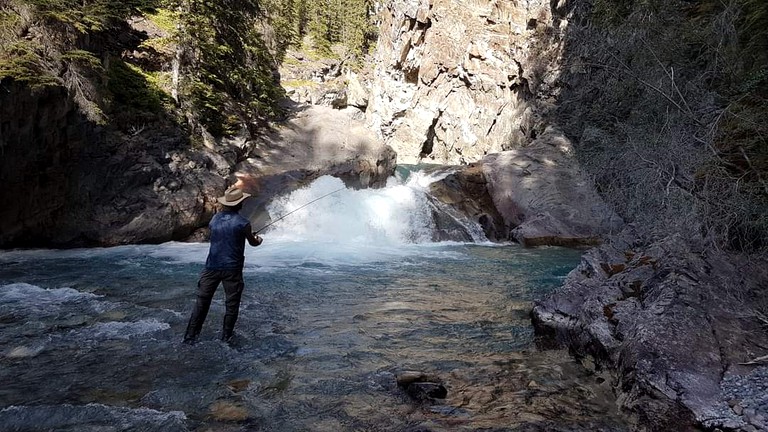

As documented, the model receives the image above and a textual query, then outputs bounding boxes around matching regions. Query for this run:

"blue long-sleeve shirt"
[204,210,250,270]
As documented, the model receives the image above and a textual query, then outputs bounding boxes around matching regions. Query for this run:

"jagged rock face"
[532,234,768,431]
[367,0,564,164]
[0,83,97,246]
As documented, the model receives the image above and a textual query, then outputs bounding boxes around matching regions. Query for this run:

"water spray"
[253,186,347,234]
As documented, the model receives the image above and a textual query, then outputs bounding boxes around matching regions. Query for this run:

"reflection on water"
[0,242,627,431]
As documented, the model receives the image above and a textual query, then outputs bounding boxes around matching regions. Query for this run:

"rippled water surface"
[0,176,628,431]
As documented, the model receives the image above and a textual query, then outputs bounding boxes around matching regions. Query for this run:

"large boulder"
[430,128,623,245]
[532,233,768,431]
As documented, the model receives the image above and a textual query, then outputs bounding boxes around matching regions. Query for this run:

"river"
[0,174,628,431]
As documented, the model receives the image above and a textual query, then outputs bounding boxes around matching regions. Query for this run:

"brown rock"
[208,400,250,422]
[430,128,623,245]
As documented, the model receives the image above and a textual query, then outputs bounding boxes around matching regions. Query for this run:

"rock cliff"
[0,79,227,247]
[0,81,394,247]
[367,0,565,164]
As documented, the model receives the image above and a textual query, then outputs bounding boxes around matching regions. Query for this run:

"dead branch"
[740,354,768,365]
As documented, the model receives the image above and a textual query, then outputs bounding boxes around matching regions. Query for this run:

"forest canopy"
[0,0,376,133]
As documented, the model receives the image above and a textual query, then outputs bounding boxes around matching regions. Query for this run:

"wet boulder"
[532,232,768,431]
[396,371,448,402]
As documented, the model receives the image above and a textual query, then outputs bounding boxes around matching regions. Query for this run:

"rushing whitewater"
[0,171,629,431]
[264,172,485,244]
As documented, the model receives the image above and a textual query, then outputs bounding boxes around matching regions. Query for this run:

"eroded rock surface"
[430,128,622,245]
[532,233,768,431]
[0,81,225,247]
[233,105,396,229]
[367,0,566,164]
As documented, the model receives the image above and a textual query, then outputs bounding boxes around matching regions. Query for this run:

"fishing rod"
[253,186,347,234]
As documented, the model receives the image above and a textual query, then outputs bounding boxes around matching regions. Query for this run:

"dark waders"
[183,269,245,343]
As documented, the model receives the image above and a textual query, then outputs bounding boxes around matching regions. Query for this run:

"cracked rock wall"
[367,0,566,164]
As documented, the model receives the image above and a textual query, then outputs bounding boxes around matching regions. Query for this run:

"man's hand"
[244,223,263,246]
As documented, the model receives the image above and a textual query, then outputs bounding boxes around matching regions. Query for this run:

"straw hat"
[217,187,251,206]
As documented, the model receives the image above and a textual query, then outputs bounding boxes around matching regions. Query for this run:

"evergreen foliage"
[0,41,59,88]
[263,0,376,60]
[1,0,374,136]
[166,0,285,136]
[25,0,160,31]
[107,58,167,113]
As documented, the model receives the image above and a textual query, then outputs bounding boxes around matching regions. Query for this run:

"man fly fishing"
[183,186,263,344]
[182,182,345,345]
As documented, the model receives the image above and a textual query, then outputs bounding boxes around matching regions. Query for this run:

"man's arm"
[244,223,263,247]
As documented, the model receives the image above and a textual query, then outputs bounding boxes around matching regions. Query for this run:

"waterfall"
[263,170,486,247]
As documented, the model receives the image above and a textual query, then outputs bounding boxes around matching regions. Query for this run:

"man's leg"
[221,270,245,342]
[183,270,221,343]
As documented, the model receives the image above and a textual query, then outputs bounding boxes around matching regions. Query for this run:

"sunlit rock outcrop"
[367,0,567,164]
[233,105,397,231]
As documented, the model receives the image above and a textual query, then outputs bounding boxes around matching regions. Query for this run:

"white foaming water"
[265,175,435,245]
[0,283,102,317]
[0,172,485,270]
[77,319,171,340]
[0,404,187,431]
[242,173,485,269]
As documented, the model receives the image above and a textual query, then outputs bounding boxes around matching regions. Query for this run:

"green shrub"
[107,58,169,112]
[0,41,59,88]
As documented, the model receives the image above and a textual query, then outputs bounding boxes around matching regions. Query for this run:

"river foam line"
[0,404,187,431]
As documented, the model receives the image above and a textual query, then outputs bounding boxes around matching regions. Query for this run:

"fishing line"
[253,186,347,234]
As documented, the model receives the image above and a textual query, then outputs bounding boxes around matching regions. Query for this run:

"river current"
[0,174,628,431]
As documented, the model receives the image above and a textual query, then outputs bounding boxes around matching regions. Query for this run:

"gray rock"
[430,128,622,245]
[532,233,768,431]
[233,105,396,227]
[367,0,562,164]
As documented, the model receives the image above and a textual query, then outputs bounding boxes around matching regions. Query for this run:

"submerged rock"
[208,400,251,422]
[396,371,448,402]
[406,382,448,400]
[532,233,768,431]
